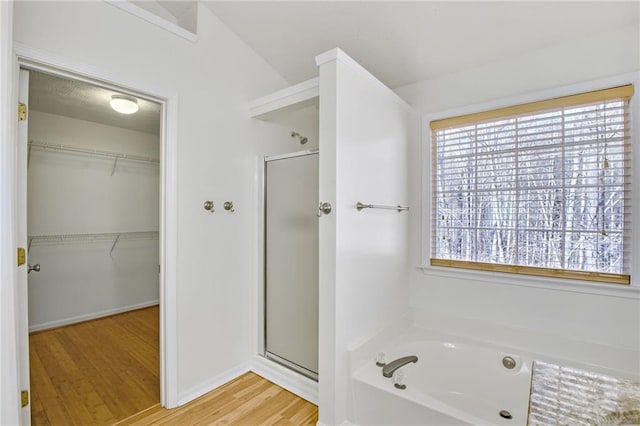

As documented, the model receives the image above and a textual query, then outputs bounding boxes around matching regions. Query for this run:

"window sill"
[418,264,640,299]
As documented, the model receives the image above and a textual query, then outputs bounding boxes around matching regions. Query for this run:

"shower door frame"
[262,149,319,381]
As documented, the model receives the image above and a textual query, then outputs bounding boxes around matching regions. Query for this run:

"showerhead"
[291,131,308,145]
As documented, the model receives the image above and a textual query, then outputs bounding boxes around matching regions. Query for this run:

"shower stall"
[250,49,411,424]
[263,150,319,380]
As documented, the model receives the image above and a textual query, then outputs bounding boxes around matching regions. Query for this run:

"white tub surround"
[347,311,414,376]
[412,310,640,380]
[352,328,533,425]
[350,320,639,426]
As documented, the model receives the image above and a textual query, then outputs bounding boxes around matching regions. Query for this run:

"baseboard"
[250,355,318,405]
[28,300,160,332]
[173,357,318,409]
[177,362,251,406]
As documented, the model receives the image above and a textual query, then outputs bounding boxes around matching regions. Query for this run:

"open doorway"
[22,68,162,424]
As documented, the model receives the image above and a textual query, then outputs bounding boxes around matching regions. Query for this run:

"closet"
[26,70,160,331]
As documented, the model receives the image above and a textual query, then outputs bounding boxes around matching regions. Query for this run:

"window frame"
[421,73,640,298]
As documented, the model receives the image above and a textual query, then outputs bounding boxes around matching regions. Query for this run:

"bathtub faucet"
[382,355,418,377]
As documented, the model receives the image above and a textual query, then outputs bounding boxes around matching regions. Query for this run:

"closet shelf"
[28,231,159,254]
[28,140,160,175]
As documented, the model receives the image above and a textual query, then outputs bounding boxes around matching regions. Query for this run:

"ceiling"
[29,71,161,135]
[201,1,639,88]
[26,2,638,131]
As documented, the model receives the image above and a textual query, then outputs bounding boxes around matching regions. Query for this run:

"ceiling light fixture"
[110,95,139,114]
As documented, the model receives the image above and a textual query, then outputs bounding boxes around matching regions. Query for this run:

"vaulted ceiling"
[27,1,639,133]
[128,2,640,89]
[201,1,639,88]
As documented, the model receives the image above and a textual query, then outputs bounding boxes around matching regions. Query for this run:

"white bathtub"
[351,330,533,425]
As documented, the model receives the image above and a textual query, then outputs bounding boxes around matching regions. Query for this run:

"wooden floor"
[30,306,160,425]
[115,372,318,426]
[30,306,318,425]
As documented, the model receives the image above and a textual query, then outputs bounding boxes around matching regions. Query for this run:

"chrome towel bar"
[356,202,409,212]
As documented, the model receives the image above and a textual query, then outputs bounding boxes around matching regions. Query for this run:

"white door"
[265,151,319,379]
[17,68,31,425]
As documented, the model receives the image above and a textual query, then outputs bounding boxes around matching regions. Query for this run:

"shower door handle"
[317,202,332,217]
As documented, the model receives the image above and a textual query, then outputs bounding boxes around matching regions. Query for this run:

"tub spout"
[382,355,418,377]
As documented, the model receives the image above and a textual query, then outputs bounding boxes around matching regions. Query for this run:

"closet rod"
[29,140,160,164]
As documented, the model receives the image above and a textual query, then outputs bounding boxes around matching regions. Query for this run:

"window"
[430,85,633,285]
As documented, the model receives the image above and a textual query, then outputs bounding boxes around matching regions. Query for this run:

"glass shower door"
[264,151,319,379]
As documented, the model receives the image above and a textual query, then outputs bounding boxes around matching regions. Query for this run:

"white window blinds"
[430,85,633,285]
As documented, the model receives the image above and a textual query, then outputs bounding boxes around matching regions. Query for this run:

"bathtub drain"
[502,356,516,369]
[499,410,512,420]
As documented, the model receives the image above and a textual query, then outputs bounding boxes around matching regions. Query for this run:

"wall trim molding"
[104,1,197,43]
[418,265,640,299]
[28,300,160,333]
[175,357,318,408]
[177,362,251,406]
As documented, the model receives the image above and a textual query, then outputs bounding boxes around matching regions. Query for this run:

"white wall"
[259,104,320,152]
[394,24,640,365]
[13,0,294,403]
[28,112,159,233]
[395,25,640,114]
[250,103,320,157]
[317,50,411,425]
[27,111,160,330]
[29,111,160,157]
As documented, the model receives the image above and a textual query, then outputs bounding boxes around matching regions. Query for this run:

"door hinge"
[17,248,26,267]
[18,103,27,121]
[21,390,29,408]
